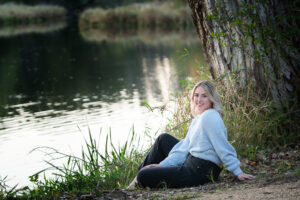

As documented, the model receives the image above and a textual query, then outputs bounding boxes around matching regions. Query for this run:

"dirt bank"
[198,175,300,200]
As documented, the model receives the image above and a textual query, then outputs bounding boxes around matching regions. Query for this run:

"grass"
[165,64,300,159]
[0,3,67,26]
[0,129,148,199]
[0,176,26,200]
[79,2,193,31]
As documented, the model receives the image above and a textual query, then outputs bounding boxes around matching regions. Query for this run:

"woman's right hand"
[237,173,255,180]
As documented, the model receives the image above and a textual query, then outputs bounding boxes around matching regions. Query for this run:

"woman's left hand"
[142,164,162,170]
[237,173,255,180]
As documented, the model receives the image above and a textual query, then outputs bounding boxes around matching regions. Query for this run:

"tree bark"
[188,0,300,110]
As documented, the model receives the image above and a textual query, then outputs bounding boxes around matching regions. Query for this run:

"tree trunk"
[188,0,300,110]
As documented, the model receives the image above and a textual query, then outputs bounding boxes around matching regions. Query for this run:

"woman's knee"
[157,133,171,140]
[137,168,166,188]
[153,133,170,147]
[157,133,176,144]
[136,169,148,187]
[157,133,178,146]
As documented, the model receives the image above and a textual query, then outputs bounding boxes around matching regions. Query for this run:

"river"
[0,20,206,187]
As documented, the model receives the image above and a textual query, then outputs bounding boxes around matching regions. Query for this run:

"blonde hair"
[190,81,224,118]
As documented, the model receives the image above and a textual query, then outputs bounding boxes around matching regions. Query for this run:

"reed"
[0,3,66,25]
[220,82,299,154]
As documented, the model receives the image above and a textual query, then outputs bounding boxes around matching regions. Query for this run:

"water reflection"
[80,28,200,47]
[0,21,67,38]
[0,23,205,187]
[142,57,174,104]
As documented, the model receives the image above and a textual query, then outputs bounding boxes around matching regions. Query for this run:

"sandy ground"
[198,178,300,200]
[103,173,300,200]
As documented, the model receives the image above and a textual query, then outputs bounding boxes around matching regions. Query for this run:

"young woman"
[127,81,254,189]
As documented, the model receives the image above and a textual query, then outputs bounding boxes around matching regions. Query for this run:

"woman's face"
[193,86,212,114]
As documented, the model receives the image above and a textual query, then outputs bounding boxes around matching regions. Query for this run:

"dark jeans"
[137,133,222,188]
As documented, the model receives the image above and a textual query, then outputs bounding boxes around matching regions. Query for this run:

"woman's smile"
[193,86,212,114]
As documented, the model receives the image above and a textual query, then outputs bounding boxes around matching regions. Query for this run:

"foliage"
[79,2,193,31]
[206,0,300,69]
[204,0,300,111]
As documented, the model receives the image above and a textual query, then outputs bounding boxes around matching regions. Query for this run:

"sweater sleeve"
[160,137,190,167]
[201,110,243,176]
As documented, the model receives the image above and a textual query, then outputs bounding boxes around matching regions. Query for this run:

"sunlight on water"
[0,55,178,187]
[0,96,172,187]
